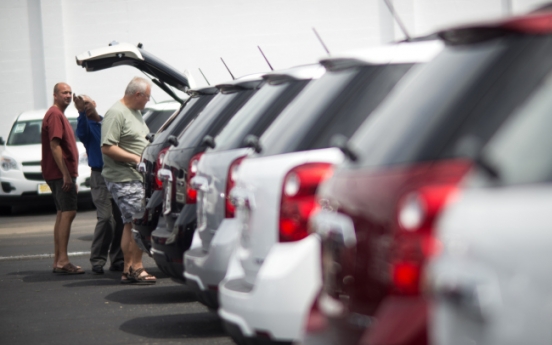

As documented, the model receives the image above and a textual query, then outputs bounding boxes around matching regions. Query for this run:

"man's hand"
[62,174,74,192]
[73,94,85,112]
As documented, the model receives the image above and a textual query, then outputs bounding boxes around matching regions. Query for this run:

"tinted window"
[153,95,216,144]
[476,72,552,185]
[260,64,413,156]
[213,80,309,152]
[8,119,81,145]
[347,35,552,169]
[176,89,256,149]
[144,109,177,133]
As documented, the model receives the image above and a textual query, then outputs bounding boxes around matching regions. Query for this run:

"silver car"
[429,70,552,345]
[185,64,325,309]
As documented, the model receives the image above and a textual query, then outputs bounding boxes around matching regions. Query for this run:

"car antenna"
[220,57,235,80]
[257,46,274,71]
[198,68,210,86]
[383,0,412,41]
[312,27,331,55]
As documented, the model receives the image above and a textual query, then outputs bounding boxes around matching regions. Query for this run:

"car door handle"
[137,162,146,173]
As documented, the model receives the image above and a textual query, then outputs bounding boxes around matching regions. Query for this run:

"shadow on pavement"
[7,270,96,283]
[120,312,227,339]
[105,285,197,304]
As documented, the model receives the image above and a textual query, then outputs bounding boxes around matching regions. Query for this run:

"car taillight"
[225,156,246,218]
[153,147,170,191]
[279,163,333,242]
[186,152,204,204]
[391,184,460,295]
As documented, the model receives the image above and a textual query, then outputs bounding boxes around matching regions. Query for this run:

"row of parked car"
[72,8,552,345]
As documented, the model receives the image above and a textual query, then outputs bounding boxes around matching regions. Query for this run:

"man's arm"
[101,145,141,165]
[76,111,91,145]
[50,138,74,192]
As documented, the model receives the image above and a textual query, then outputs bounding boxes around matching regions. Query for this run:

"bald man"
[41,82,84,275]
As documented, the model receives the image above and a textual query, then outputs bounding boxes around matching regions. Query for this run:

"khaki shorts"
[105,180,144,224]
[46,178,78,212]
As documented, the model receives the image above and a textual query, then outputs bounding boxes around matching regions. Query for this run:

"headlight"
[79,152,88,165]
[1,156,18,171]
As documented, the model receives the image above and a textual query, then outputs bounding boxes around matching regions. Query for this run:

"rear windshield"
[143,108,178,133]
[213,79,309,152]
[259,63,414,157]
[175,89,256,149]
[476,72,552,186]
[346,35,552,169]
[153,95,216,144]
[7,118,80,145]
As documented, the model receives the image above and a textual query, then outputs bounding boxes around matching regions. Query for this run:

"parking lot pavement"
[0,208,233,345]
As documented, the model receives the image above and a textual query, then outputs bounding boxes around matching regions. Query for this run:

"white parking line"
[0,251,91,261]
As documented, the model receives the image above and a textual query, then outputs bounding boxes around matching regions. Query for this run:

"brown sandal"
[130,267,156,285]
[120,272,135,284]
[52,263,85,275]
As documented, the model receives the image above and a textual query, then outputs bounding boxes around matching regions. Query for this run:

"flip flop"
[53,263,85,275]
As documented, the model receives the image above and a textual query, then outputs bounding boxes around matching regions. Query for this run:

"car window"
[213,80,309,152]
[346,35,552,169]
[7,119,81,145]
[259,68,358,156]
[176,89,256,148]
[259,63,414,156]
[144,109,178,133]
[476,72,552,185]
[153,95,216,144]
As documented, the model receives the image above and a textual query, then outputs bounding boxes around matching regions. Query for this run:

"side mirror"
[201,135,216,149]
[0,137,5,145]
[243,135,262,153]
[145,133,155,143]
[167,135,179,147]
[330,134,357,162]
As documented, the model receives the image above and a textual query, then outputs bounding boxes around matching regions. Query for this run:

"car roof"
[262,64,326,82]
[15,108,79,122]
[143,100,182,111]
[319,40,444,70]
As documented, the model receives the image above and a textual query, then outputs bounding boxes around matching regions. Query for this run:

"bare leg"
[121,222,134,273]
[53,211,62,268]
[55,210,77,268]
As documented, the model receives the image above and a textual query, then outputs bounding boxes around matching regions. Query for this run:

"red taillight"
[279,163,333,242]
[186,152,204,204]
[390,159,472,295]
[153,147,170,191]
[391,185,458,295]
[225,156,246,218]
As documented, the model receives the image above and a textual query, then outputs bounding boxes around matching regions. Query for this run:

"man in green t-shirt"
[101,76,156,285]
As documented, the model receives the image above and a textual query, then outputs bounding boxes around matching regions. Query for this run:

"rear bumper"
[218,234,321,342]
[150,204,196,281]
[184,218,241,309]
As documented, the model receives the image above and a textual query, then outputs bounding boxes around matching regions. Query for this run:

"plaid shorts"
[105,180,145,224]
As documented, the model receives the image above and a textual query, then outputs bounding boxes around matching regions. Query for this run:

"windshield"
[7,118,80,145]
[345,35,552,169]
[260,63,414,157]
[175,89,256,148]
[213,80,309,152]
[476,72,552,186]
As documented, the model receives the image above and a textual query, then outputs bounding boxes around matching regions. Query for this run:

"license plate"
[38,183,51,194]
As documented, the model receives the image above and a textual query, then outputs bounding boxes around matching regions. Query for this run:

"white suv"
[0,109,91,212]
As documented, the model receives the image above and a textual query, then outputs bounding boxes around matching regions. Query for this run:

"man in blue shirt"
[75,94,124,274]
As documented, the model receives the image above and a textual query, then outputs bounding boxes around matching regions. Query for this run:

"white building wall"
[0,0,549,140]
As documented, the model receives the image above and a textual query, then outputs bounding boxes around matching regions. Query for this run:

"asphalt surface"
[0,205,234,345]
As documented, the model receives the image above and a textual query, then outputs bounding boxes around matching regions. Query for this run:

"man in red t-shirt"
[41,82,84,275]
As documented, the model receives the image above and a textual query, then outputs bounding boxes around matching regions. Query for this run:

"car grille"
[24,172,44,181]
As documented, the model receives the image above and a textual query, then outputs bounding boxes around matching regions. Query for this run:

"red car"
[301,11,552,345]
